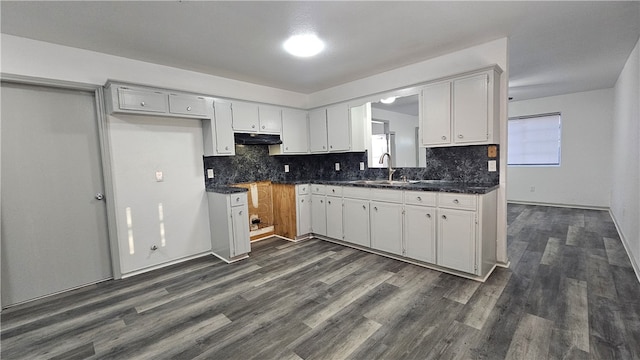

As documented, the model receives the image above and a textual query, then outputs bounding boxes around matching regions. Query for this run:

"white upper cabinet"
[309,108,328,153]
[258,105,282,134]
[327,103,350,152]
[117,87,168,113]
[210,100,235,156]
[421,81,451,146]
[232,101,260,132]
[168,93,208,117]
[420,66,501,147]
[270,108,309,154]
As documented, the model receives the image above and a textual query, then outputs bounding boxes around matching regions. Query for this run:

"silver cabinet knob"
[236,197,241,202]
[416,196,422,201]
[140,101,146,107]
[252,124,256,128]
[458,134,463,139]
[187,106,192,111]
[426,213,431,218]
[441,136,446,140]
[262,125,265,129]
[323,146,326,149]
[374,206,378,211]
[286,147,289,150]
[320,200,324,203]
[332,189,335,193]
[301,199,304,203]
[225,146,229,150]
[362,205,366,210]
[453,199,459,204]
[328,200,331,204]
[239,210,243,215]
[95,193,104,200]
[150,245,158,251]
[442,215,447,219]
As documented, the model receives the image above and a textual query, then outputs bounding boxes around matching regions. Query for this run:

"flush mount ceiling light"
[283,34,325,57]
[380,97,397,104]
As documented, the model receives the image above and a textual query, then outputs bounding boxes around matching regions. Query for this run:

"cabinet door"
[281,109,309,153]
[421,81,451,146]
[370,201,403,256]
[311,194,327,236]
[232,102,259,132]
[343,198,370,247]
[453,73,488,143]
[437,208,476,274]
[327,103,350,152]
[213,101,235,155]
[258,105,282,134]
[231,205,250,257]
[309,108,328,153]
[117,87,168,113]
[297,194,312,236]
[404,205,436,263]
[168,94,208,117]
[326,196,343,240]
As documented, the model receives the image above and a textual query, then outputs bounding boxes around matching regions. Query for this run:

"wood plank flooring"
[2,204,640,359]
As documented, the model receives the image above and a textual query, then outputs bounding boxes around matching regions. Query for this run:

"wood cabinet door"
[343,198,370,247]
[421,81,451,146]
[453,73,488,143]
[309,108,328,152]
[370,201,403,256]
[437,208,476,274]
[326,196,343,240]
[311,194,327,236]
[326,103,350,151]
[404,205,436,263]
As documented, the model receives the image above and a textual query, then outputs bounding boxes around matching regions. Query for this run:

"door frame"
[0,74,121,294]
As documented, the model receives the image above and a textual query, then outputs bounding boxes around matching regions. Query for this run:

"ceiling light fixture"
[380,97,397,104]
[283,34,325,58]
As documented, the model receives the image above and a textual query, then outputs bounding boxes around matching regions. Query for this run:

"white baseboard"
[609,209,640,284]
[507,200,609,211]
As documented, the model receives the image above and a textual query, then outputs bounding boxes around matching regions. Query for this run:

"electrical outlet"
[284,164,290,173]
[335,163,340,171]
[360,162,365,171]
[207,169,214,179]
[488,160,497,172]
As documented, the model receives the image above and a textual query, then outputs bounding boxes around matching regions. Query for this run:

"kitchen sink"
[347,179,455,186]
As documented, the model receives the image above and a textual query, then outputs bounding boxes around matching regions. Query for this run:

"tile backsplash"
[203,144,499,189]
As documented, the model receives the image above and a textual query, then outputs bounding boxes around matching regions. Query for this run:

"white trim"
[1,278,112,309]
[507,200,609,211]
[609,210,640,284]
[120,251,213,279]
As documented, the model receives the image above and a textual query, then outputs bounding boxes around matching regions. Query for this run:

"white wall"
[0,34,308,108]
[611,38,640,278]
[371,108,422,168]
[507,89,614,208]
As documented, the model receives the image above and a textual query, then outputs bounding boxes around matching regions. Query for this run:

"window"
[508,113,561,166]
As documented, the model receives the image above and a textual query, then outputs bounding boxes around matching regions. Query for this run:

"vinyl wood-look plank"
[3,205,640,360]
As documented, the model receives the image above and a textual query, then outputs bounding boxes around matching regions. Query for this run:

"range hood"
[234,132,282,145]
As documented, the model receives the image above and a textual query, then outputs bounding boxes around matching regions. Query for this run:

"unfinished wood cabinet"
[272,183,297,239]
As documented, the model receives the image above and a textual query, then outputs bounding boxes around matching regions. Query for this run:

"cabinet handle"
[239,210,243,215]
[225,146,229,150]
[140,101,146,107]
[320,200,324,203]
[328,200,331,204]
[252,125,256,128]
[330,145,333,149]
[150,245,158,251]
[458,134,463,139]
[332,189,335,193]
[426,213,431,218]
[187,106,192,111]
[286,147,289,150]
[236,197,241,202]
[441,135,446,140]
[416,196,422,201]
[301,199,304,203]
[453,199,459,204]
[374,206,378,211]
[442,215,447,219]
[362,205,366,210]
[323,146,326,149]
[262,125,265,129]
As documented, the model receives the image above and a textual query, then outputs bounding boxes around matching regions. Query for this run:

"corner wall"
[611,37,640,279]
[507,89,614,208]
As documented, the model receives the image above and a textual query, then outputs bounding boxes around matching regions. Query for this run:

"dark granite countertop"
[272,179,498,194]
[206,186,249,194]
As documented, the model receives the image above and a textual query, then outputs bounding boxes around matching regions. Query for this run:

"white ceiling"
[1,1,639,101]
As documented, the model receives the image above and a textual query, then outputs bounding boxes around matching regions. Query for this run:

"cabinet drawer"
[297,184,310,195]
[342,186,371,199]
[404,191,437,206]
[370,188,403,203]
[311,184,326,195]
[325,185,343,197]
[438,193,477,210]
[117,87,167,113]
[168,94,208,117]
[230,193,247,207]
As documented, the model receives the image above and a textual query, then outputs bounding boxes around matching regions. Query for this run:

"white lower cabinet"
[343,198,370,247]
[207,192,251,262]
[404,205,437,263]
[437,208,476,274]
[311,194,327,236]
[326,195,343,240]
[370,201,403,256]
[296,185,312,237]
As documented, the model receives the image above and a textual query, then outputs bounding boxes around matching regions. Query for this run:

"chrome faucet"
[379,152,396,181]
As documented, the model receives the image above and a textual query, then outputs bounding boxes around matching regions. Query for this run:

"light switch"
[360,162,365,171]
[155,171,164,182]
[284,164,290,173]
[335,163,340,171]
[488,160,497,172]
[207,169,214,179]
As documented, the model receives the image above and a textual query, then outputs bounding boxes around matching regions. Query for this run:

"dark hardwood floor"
[2,204,639,359]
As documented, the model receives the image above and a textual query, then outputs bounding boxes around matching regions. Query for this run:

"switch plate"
[284,164,290,173]
[335,163,340,171]
[488,160,497,172]
[360,162,365,171]
[207,169,214,179]
[155,171,164,182]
